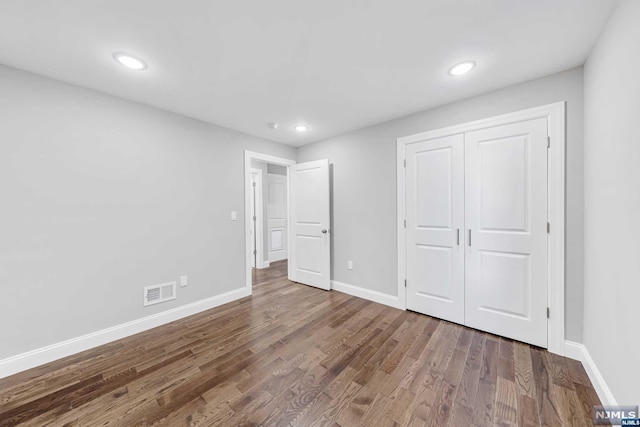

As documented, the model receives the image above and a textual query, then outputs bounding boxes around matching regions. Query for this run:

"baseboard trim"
[268,253,287,263]
[331,280,405,310]
[0,287,251,380]
[256,261,271,269]
[564,340,617,406]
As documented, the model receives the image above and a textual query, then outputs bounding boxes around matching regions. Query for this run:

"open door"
[289,159,331,290]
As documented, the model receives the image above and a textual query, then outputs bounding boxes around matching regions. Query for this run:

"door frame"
[249,167,268,269]
[396,102,566,355]
[244,151,296,293]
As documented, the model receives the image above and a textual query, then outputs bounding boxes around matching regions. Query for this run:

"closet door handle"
[456,229,460,245]
[468,229,472,246]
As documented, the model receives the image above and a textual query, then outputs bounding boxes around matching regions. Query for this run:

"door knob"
[322,229,328,234]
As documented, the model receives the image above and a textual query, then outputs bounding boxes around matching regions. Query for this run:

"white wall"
[298,67,585,342]
[0,65,295,360]
[583,0,640,405]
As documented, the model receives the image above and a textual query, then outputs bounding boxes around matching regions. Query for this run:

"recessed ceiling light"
[113,52,147,70]
[448,61,476,76]
[294,125,308,132]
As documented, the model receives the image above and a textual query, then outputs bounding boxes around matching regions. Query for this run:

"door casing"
[250,168,268,269]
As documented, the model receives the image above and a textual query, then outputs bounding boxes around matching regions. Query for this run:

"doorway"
[249,160,289,273]
[244,151,332,293]
[244,152,296,290]
[396,102,566,354]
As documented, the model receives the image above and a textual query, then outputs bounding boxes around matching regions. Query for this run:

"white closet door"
[290,160,331,290]
[267,174,288,262]
[406,134,465,324]
[464,118,548,347]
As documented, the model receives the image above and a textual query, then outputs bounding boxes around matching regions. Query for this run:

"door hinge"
[404,219,406,228]
[547,307,550,318]
[253,216,257,221]
[404,279,407,287]
[547,222,550,234]
[403,159,406,167]
[547,136,551,148]
[253,182,256,187]
[253,250,257,255]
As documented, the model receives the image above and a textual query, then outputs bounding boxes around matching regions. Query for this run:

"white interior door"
[267,174,288,262]
[465,118,548,347]
[290,159,331,290]
[406,134,465,324]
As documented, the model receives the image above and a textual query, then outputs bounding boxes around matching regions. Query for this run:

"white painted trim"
[564,341,618,406]
[397,102,566,355]
[397,103,566,145]
[268,252,287,263]
[331,280,404,310]
[0,287,250,379]
[244,151,296,291]
[250,167,270,270]
[396,141,407,309]
[546,102,566,356]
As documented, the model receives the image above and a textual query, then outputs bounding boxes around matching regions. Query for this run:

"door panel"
[295,235,322,273]
[465,118,548,347]
[267,174,288,262]
[478,250,530,317]
[406,134,464,324]
[478,136,528,231]
[415,245,453,301]
[290,160,330,290]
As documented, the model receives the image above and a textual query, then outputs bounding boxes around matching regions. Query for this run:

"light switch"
[180,275,188,287]
[231,211,237,221]
[348,260,353,270]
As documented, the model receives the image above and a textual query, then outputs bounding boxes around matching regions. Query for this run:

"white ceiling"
[0,0,618,146]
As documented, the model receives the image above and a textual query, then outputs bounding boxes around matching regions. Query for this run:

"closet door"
[406,134,465,324]
[464,118,548,347]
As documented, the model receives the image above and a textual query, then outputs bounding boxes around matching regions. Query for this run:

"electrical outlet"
[348,260,353,270]
[231,211,237,221]
[180,275,188,287]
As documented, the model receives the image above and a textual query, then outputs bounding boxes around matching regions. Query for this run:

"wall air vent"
[143,282,176,307]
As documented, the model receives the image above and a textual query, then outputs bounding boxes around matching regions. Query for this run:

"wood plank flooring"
[0,260,604,426]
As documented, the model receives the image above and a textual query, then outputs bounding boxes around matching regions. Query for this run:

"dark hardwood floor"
[0,260,603,426]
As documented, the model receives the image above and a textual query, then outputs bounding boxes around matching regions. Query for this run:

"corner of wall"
[564,341,618,405]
